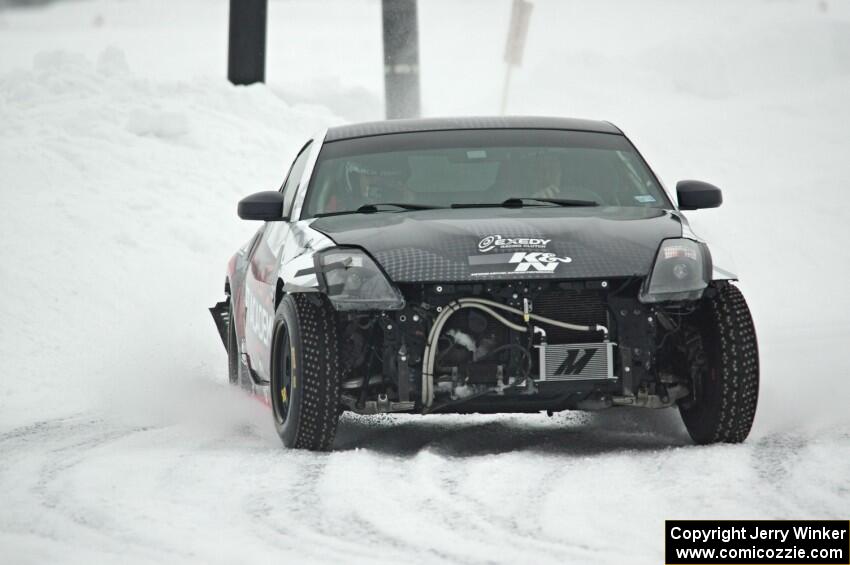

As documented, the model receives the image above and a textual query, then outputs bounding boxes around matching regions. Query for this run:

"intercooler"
[532,288,609,344]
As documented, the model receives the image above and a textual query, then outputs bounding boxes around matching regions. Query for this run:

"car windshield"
[302,129,670,217]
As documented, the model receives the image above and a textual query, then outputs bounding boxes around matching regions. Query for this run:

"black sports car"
[210,116,759,451]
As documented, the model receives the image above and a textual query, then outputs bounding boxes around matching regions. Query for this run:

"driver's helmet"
[343,156,411,199]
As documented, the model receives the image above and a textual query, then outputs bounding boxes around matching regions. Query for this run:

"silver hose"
[461,297,609,334]
[421,297,608,406]
[421,302,527,405]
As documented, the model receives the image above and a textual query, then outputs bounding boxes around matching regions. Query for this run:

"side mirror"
[237,191,288,221]
[677,180,722,210]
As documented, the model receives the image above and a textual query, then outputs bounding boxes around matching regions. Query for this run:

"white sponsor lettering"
[245,286,272,347]
[479,234,551,253]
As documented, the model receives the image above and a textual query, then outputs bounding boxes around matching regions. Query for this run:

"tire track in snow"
[240,453,417,564]
[323,414,677,563]
[750,432,850,518]
[0,415,187,560]
[2,407,849,564]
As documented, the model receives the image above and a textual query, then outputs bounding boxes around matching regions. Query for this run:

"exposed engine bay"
[336,278,693,415]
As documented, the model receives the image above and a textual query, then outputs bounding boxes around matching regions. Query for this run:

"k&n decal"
[468,251,572,276]
[509,252,571,272]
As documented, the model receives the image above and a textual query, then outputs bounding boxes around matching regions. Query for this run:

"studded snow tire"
[270,293,342,451]
[679,283,759,444]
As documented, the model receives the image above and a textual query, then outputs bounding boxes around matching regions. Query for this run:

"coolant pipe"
[421,302,527,406]
[421,298,608,407]
[462,297,609,335]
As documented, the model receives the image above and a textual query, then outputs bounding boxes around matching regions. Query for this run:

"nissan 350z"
[210,117,759,451]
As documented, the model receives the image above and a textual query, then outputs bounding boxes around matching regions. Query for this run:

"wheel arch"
[275,278,286,311]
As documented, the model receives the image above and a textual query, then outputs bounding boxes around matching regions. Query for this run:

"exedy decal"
[478,235,551,253]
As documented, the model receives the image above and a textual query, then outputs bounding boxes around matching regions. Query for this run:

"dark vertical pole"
[228,0,268,85]
[382,0,421,119]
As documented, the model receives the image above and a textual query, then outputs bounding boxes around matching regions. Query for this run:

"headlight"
[316,247,405,311]
[639,238,711,303]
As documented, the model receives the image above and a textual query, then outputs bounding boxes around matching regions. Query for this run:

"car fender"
[678,214,738,281]
[275,219,336,302]
[228,229,264,348]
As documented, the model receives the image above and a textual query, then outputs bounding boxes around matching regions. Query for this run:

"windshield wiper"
[518,197,598,207]
[315,202,441,218]
[451,197,598,209]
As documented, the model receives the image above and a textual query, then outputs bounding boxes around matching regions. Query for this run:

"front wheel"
[679,283,760,444]
[270,293,342,451]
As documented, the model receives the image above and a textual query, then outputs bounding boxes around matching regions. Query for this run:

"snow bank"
[0,45,339,428]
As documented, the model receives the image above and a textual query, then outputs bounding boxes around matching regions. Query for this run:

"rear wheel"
[679,283,759,444]
[270,293,342,451]
[226,300,239,385]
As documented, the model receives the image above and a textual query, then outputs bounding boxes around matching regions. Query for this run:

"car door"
[242,141,313,380]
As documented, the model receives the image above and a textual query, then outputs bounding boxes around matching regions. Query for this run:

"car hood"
[309,206,683,283]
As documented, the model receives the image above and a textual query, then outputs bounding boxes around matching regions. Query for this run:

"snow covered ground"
[1,1,849,563]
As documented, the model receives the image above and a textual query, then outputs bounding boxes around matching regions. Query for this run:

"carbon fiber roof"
[324,116,621,141]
